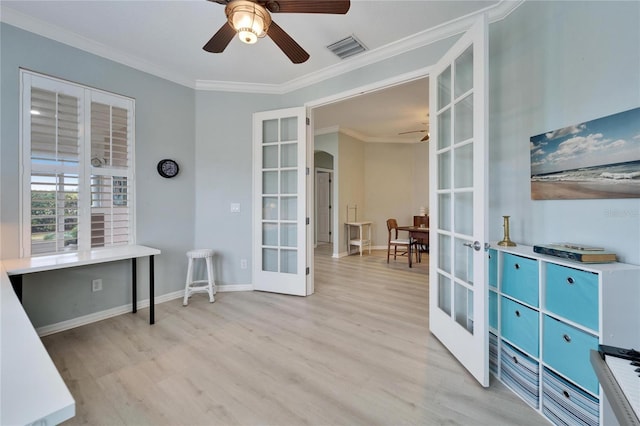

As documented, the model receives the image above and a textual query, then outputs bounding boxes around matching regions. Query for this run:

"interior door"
[429,15,489,386]
[253,107,308,296]
[316,171,331,243]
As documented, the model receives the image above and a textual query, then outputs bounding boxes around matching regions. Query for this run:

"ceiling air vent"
[327,35,367,60]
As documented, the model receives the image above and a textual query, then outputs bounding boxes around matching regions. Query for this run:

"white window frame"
[20,70,136,257]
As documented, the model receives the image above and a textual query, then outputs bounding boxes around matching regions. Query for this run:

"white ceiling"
[1,0,515,143]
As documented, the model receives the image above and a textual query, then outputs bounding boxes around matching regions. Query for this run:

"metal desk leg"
[132,258,137,313]
[9,274,23,302]
[149,255,155,325]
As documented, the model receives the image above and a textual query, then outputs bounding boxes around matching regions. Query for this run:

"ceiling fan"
[203,0,351,64]
[399,127,430,142]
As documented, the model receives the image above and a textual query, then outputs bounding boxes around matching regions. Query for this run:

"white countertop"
[1,265,75,425]
[3,245,161,275]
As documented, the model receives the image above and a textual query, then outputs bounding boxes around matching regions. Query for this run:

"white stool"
[183,249,216,306]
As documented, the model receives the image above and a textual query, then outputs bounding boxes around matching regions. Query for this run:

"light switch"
[230,203,240,213]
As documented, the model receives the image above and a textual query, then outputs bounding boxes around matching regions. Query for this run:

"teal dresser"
[488,245,640,426]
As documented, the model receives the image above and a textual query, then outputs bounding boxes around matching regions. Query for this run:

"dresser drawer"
[502,253,539,307]
[501,297,539,357]
[501,341,539,408]
[489,332,498,375]
[489,290,498,330]
[545,263,598,331]
[488,249,498,289]
[542,315,599,394]
[542,368,599,426]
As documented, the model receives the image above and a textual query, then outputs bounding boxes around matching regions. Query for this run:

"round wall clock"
[157,159,179,178]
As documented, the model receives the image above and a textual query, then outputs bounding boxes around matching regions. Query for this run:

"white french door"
[429,16,489,386]
[253,107,308,296]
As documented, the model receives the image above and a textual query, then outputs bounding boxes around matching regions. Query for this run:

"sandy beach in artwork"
[531,180,640,200]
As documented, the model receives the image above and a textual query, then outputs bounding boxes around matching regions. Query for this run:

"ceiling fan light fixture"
[226,0,271,45]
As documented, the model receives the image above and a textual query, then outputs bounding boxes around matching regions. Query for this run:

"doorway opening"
[309,75,430,260]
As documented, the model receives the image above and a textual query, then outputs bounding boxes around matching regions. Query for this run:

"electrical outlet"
[92,278,103,292]
[230,203,241,213]
[240,259,248,269]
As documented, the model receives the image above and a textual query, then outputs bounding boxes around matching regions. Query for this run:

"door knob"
[463,241,482,251]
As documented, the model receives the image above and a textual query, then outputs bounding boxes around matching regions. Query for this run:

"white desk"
[1,265,75,425]
[345,221,373,256]
[0,245,160,424]
[2,245,161,324]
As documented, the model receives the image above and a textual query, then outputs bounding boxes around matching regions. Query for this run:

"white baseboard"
[217,283,253,292]
[334,247,386,258]
[36,284,253,337]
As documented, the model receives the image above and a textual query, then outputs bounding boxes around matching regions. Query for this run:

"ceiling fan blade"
[203,22,236,53]
[267,20,310,64]
[265,0,350,14]
[398,129,427,135]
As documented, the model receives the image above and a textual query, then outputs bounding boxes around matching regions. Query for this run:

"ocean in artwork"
[531,159,640,182]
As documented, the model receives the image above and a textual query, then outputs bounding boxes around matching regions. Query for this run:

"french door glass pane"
[262,248,278,272]
[437,108,451,150]
[280,196,297,220]
[437,66,452,110]
[262,119,278,143]
[263,171,278,194]
[281,170,297,194]
[438,193,451,231]
[438,274,452,315]
[438,233,451,272]
[454,237,474,284]
[454,283,473,333]
[454,94,473,143]
[454,192,473,235]
[454,45,474,97]
[280,223,296,247]
[280,249,297,274]
[263,145,278,168]
[281,143,297,167]
[454,144,473,188]
[262,223,278,246]
[437,151,451,190]
[263,197,278,220]
[280,117,297,141]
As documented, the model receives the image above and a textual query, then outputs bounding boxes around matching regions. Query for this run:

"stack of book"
[533,243,617,263]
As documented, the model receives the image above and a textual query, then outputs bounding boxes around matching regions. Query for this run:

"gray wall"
[488,1,640,264]
[0,23,196,327]
[193,91,280,285]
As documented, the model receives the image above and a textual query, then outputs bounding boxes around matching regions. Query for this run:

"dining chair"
[386,218,419,265]
[413,215,430,255]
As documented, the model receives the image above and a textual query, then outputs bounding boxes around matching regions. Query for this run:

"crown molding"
[315,126,420,144]
[1,0,523,94]
[194,79,282,94]
[0,5,196,89]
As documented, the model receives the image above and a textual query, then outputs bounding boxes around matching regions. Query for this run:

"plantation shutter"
[90,99,133,248]
[22,70,135,257]
[28,84,83,255]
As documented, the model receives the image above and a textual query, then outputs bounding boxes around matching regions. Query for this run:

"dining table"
[397,226,429,268]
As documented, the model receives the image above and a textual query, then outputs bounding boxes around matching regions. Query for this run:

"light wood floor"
[43,247,546,426]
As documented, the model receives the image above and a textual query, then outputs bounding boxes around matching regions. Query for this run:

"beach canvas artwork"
[530,107,640,200]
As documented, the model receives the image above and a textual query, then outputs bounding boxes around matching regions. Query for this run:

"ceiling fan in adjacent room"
[203,0,351,64]
[399,127,430,142]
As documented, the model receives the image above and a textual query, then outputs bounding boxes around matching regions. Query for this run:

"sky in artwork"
[530,107,640,176]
